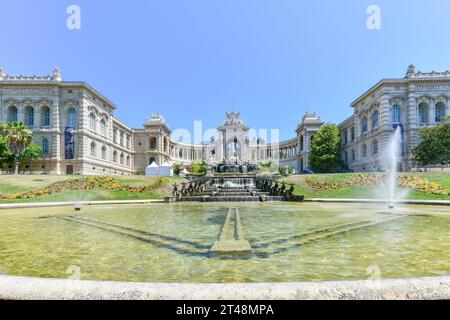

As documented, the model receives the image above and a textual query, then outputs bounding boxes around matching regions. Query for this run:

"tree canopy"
[309,123,343,173]
[413,118,450,167]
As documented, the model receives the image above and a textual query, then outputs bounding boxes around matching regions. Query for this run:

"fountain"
[378,126,410,209]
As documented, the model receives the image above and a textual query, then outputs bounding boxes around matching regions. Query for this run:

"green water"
[0,203,449,283]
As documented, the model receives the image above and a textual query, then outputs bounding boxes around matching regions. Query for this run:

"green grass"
[284,172,450,201]
[0,175,184,204]
[0,173,448,203]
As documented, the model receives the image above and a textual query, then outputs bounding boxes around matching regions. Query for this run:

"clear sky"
[1,0,450,140]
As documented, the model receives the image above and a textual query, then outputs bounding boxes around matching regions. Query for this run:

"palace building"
[0,65,448,175]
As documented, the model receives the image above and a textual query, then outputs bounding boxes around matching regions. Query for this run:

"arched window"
[149,157,156,165]
[113,150,118,162]
[90,142,96,157]
[120,153,124,165]
[120,132,124,146]
[164,136,168,153]
[100,119,107,136]
[101,146,107,160]
[350,127,355,141]
[418,103,428,125]
[179,149,183,158]
[373,140,378,154]
[435,102,446,123]
[7,106,18,122]
[24,106,34,127]
[42,106,51,127]
[372,111,379,129]
[127,155,131,166]
[361,116,368,133]
[89,113,96,131]
[42,138,49,155]
[392,105,401,124]
[126,135,130,149]
[150,137,157,150]
[352,149,356,161]
[113,129,118,143]
[67,108,77,128]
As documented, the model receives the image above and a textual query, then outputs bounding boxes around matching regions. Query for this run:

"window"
[436,103,446,123]
[373,140,378,154]
[350,127,355,141]
[352,149,356,161]
[120,153,125,165]
[418,103,428,124]
[127,155,131,166]
[362,144,367,157]
[392,105,401,124]
[361,116,368,133]
[372,111,379,129]
[25,106,34,127]
[113,129,118,143]
[101,146,107,160]
[42,107,51,127]
[7,106,18,122]
[67,108,77,128]
[113,150,118,162]
[344,152,348,164]
[42,138,49,155]
[89,113,96,131]
[90,142,96,157]
[126,135,130,149]
[150,137,157,150]
[100,119,107,136]
[343,130,348,144]
[120,132,124,146]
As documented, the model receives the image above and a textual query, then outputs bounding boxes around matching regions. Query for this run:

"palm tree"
[5,122,33,174]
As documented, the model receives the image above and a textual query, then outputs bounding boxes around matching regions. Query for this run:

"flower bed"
[0,177,167,200]
[305,174,449,196]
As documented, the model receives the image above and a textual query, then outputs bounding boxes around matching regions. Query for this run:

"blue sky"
[1,0,450,140]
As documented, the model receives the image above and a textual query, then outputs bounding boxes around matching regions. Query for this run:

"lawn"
[0,175,183,204]
[0,172,448,203]
[284,172,450,200]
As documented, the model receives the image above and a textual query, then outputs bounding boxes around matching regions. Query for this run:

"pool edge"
[0,275,449,300]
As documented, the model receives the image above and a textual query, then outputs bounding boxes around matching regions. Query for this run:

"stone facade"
[0,66,448,175]
[339,65,450,172]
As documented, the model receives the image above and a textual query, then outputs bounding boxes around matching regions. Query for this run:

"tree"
[309,124,342,173]
[21,143,43,174]
[413,118,450,169]
[4,122,33,174]
[0,137,14,169]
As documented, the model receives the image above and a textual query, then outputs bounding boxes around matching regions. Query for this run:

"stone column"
[428,98,435,125]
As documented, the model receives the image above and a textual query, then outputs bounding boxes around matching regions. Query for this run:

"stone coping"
[0,199,164,210]
[0,275,449,300]
[304,198,450,206]
[0,198,448,210]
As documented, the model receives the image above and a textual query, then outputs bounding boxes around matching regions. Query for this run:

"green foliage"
[21,143,42,161]
[309,124,343,173]
[187,161,207,176]
[413,119,450,167]
[279,165,295,177]
[2,122,33,174]
[172,163,182,176]
[0,137,14,167]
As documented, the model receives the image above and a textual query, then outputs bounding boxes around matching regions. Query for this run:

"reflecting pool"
[0,203,449,283]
